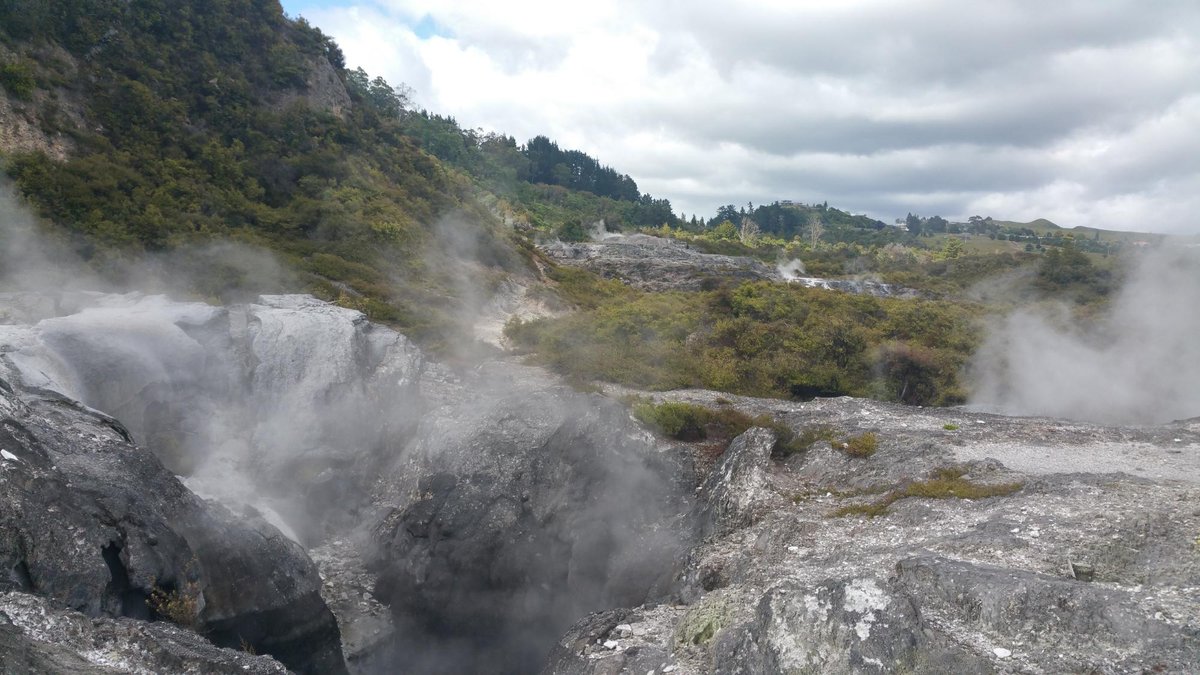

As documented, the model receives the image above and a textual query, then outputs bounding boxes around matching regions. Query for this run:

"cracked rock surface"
[549,390,1200,674]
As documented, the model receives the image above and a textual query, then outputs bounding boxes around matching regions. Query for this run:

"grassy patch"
[630,399,805,455]
[791,424,840,452]
[831,466,1023,518]
[943,423,960,430]
[840,431,878,458]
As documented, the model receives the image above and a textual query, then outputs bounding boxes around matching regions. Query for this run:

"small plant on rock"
[147,559,202,630]
[840,432,878,458]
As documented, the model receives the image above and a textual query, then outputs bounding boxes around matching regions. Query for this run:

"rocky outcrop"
[0,292,424,545]
[10,290,1196,674]
[549,391,1200,674]
[541,235,777,291]
[540,235,919,297]
[270,55,352,118]
[0,376,346,673]
[0,44,85,161]
[0,591,289,674]
[0,293,698,673]
[785,275,919,298]
[364,361,697,674]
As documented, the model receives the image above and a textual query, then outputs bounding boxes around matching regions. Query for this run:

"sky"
[280,0,1200,233]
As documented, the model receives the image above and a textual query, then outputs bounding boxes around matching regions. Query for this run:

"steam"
[970,247,1200,424]
[777,257,807,280]
[0,183,99,292]
[0,181,296,303]
[0,186,688,673]
[588,218,622,241]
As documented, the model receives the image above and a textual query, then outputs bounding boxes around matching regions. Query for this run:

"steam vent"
[0,289,1194,673]
[2,1,1200,672]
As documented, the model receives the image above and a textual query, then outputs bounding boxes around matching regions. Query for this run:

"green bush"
[632,401,710,440]
[0,61,36,99]
[630,400,807,455]
[511,276,980,405]
[841,432,878,458]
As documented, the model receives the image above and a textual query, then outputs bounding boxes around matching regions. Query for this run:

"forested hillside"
[0,0,678,348]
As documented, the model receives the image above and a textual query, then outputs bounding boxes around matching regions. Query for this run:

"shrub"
[632,401,710,440]
[943,423,959,431]
[841,431,878,458]
[148,583,200,629]
[0,61,36,99]
[631,399,806,454]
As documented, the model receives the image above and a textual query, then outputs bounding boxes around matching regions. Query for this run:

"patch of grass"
[943,423,960,430]
[630,399,805,454]
[791,424,840,453]
[841,431,878,458]
[632,400,711,441]
[831,466,1023,518]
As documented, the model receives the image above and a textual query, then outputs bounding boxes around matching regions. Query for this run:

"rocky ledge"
[548,391,1200,674]
[540,235,777,291]
[0,371,346,673]
[540,235,917,298]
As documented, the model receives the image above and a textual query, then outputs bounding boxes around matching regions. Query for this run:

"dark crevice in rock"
[100,541,150,620]
[204,592,348,675]
[7,559,34,592]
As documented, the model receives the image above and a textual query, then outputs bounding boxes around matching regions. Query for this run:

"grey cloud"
[321,0,1200,231]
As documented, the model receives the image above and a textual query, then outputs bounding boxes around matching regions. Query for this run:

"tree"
[939,237,964,259]
[740,217,761,244]
[713,220,738,240]
[926,215,948,233]
[808,212,824,247]
[905,213,922,235]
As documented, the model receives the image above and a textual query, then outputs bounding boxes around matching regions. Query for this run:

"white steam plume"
[970,247,1200,424]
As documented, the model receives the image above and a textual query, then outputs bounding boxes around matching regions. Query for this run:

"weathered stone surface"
[541,235,776,291]
[695,427,779,539]
[0,378,346,674]
[540,234,918,297]
[365,361,696,674]
[0,591,289,674]
[550,390,1200,674]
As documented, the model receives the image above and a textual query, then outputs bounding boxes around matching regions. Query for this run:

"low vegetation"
[832,466,1024,518]
[509,274,981,405]
[840,432,878,458]
[630,399,805,455]
[147,580,201,629]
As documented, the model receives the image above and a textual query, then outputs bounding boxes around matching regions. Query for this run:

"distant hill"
[991,218,1060,232]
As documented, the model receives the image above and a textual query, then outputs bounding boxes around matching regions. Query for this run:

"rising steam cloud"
[971,246,1200,424]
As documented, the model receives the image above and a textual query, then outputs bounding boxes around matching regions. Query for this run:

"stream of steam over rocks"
[0,186,689,673]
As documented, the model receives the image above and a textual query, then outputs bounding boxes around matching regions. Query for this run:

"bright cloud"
[283,0,1200,233]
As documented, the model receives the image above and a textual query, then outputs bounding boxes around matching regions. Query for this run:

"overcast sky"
[280,0,1200,233]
